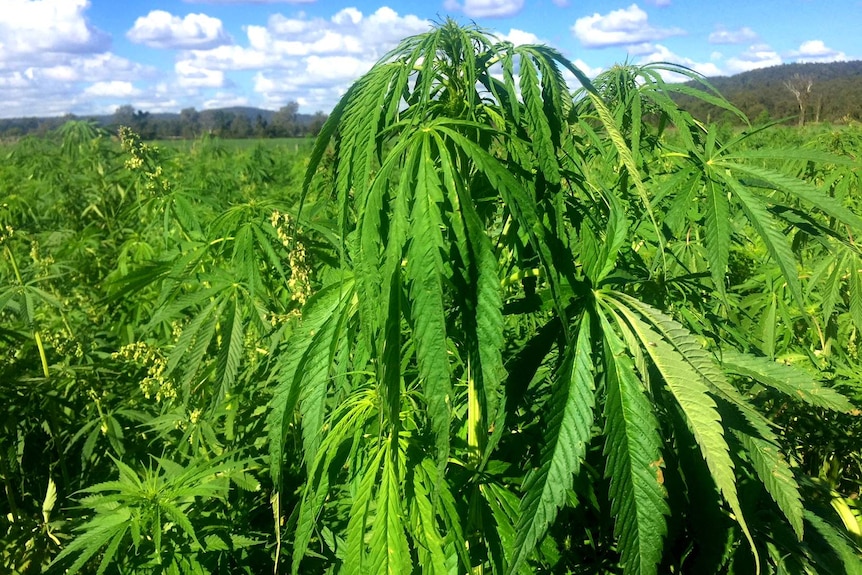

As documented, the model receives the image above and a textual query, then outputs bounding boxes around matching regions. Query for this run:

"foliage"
[1,19,861,575]
[268,19,862,575]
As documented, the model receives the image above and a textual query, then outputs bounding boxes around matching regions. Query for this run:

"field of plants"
[2,21,862,575]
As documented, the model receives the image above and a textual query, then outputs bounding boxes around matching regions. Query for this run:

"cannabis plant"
[268,19,862,574]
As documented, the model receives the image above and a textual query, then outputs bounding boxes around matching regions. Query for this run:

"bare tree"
[783,73,813,127]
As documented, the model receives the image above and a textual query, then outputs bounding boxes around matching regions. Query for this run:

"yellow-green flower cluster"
[0,224,13,245]
[118,126,170,195]
[112,341,177,402]
[42,329,83,360]
[270,210,312,306]
[29,241,54,277]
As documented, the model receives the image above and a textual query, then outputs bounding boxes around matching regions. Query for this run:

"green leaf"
[734,430,804,540]
[599,311,668,575]
[406,133,452,466]
[719,161,862,230]
[606,295,759,572]
[214,293,244,407]
[519,55,560,183]
[720,349,855,412]
[805,511,862,575]
[267,275,355,488]
[723,176,805,310]
[703,178,731,295]
[160,500,199,547]
[42,477,57,524]
[410,462,448,574]
[367,442,412,575]
[509,311,594,574]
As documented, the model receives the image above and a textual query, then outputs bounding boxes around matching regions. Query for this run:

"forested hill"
[676,60,862,125]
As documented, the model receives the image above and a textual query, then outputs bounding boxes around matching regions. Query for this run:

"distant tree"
[229,113,252,138]
[133,110,155,139]
[179,107,200,138]
[308,111,328,136]
[270,102,299,137]
[202,110,232,137]
[113,105,136,128]
[253,114,268,138]
[783,73,813,127]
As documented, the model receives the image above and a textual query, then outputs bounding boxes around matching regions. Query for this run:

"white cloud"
[572,4,685,48]
[498,28,541,46]
[789,40,848,63]
[176,6,429,112]
[127,10,230,50]
[0,43,157,119]
[633,44,722,79]
[443,0,525,18]
[572,59,603,79]
[0,0,109,57]
[202,92,250,109]
[175,60,227,88]
[645,0,671,6]
[725,44,782,74]
[82,80,140,98]
[709,26,758,45]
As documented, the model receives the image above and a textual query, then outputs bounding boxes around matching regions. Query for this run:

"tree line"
[0,101,328,141]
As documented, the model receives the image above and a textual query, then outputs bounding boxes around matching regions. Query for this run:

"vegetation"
[2,20,861,575]
[0,102,328,141]
[674,60,862,125]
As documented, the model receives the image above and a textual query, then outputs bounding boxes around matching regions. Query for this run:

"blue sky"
[0,0,857,118]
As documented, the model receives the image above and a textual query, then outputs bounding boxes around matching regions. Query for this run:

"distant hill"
[675,60,862,125]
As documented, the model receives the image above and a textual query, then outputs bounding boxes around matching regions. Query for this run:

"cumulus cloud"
[0,0,110,56]
[497,28,541,46]
[709,26,758,45]
[0,26,158,121]
[178,6,429,111]
[127,10,230,50]
[175,60,227,88]
[443,0,525,18]
[572,4,685,48]
[202,92,250,110]
[789,40,847,63]
[82,80,140,98]
[633,44,722,79]
[725,44,782,74]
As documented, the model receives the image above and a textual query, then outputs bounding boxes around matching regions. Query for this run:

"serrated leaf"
[267,275,355,489]
[805,511,862,575]
[721,349,855,412]
[719,161,862,230]
[724,176,805,311]
[342,435,385,575]
[406,133,452,466]
[410,462,448,575]
[735,430,804,540]
[509,311,594,574]
[367,442,411,575]
[607,295,759,573]
[599,311,668,575]
[214,293,244,408]
[703,178,731,295]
